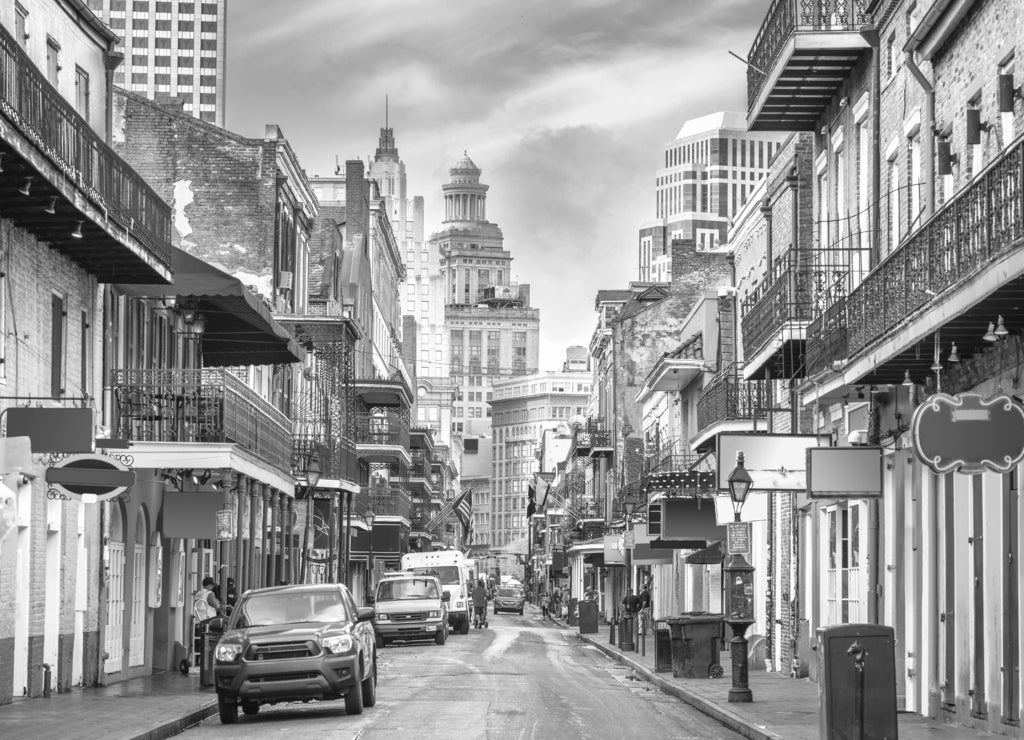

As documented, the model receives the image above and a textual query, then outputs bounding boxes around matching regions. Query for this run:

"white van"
[400,551,474,634]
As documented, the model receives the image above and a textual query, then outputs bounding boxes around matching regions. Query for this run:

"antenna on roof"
[334,154,340,175]
[385,94,389,128]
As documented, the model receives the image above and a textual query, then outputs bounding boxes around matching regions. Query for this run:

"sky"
[226,0,764,372]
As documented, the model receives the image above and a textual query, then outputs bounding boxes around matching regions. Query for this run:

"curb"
[577,634,784,740]
[129,699,218,740]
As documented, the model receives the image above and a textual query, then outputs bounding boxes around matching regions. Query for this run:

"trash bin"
[568,598,579,626]
[653,620,673,673]
[199,619,224,688]
[666,612,724,678]
[818,623,898,740]
[578,600,598,634]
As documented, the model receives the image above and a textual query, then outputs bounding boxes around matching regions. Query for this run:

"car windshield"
[408,566,459,584]
[233,590,349,628]
[498,588,520,597]
[376,578,439,601]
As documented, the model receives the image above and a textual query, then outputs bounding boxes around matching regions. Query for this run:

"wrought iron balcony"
[0,24,172,281]
[111,368,292,471]
[695,366,772,446]
[806,295,849,379]
[354,410,410,453]
[836,134,1024,384]
[292,433,359,484]
[355,485,412,520]
[747,0,872,131]
[409,450,432,480]
[571,417,613,458]
[741,251,814,377]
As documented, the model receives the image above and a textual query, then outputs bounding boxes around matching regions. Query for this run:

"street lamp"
[363,508,375,605]
[298,454,322,584]
[725,451,755,703]
[619,497,637,652]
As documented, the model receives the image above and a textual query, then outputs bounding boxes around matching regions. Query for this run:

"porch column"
[234,475,247,595]
[328,491,340,583]
[247,483,259,591]
[260,485,271,588]
[276,494,288,584]
[268,490,279,587]
[285,498,296,583]
[220,472,238,616]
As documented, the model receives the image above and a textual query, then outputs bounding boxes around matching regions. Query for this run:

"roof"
[116,247,304,366]
[675,111,748,140]
[666,333,703,361]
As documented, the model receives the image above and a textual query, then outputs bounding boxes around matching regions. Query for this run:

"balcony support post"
[246,482,258,592]
[259,484,270,589]
[284,497,295,584]
[234,475,247,595]
[328,491,340,584]
[268,490,279,587]
[218,472,238,617]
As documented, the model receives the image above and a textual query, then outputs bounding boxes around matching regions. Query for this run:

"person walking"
[471,579,489,628]
[193,576,221,621]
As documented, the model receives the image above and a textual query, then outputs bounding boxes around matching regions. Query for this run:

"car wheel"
[518,609,523,615]
[435,627,447,646]
[494,606,499,614]
[241,701,259,716]
[178,659,190,675]
[345,666,364,715]
[375,632,385,649]
[361,655,377,708]
[459,618,470,635]
[217,694,238,725]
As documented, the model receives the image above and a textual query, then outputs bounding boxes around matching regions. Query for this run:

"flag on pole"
[537,476,551,509]
[453,487,473,546]
[526,483,536,519]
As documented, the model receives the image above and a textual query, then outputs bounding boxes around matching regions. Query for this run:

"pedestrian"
[193,576,221,621]
[225,577,238,607]
[622,587,639,616]
[637,582,652,634]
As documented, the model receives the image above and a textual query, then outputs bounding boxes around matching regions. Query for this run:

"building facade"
[639,112,788,282]
[88,0,227,126]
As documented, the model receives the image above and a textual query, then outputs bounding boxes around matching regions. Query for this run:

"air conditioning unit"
[278,270,294,291]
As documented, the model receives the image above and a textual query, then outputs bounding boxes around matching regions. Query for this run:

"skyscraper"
[88,0,227,126]
[638,111,788,281]
[429,153,541,437]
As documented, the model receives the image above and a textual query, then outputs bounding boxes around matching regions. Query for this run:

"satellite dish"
[569,415,587,430]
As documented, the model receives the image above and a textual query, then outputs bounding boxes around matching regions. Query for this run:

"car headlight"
[428,610,441,619]
[322,635,355,654]
[214,643,243,663]
[375,613,390,622]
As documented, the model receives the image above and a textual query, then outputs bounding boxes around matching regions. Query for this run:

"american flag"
[453,487,473,545]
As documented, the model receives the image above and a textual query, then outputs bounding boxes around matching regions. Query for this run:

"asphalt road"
[180,606,742,740]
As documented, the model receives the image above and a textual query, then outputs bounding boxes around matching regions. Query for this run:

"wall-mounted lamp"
[995,314,1009,339]
[44,196,57,215]
[984,322,998,342]
[902,370,914,387]
[998,74,1022,113]
[966,108,990,145]
[71,221,83,239]
[947,343,960,363]
[19,177,32,197]
[936,138,959,176]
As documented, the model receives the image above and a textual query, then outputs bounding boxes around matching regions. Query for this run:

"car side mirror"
[208,616,227,631]
[441,591,451,602]
[356,606,376,622]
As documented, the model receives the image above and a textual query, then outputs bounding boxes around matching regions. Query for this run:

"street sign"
[44,452,135,502]
[624,530,635,548]
[727,522,751,556]
[216,510,234,540]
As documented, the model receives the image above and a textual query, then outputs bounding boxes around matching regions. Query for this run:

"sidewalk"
[0,671,217,740]
[541,608,1001,740]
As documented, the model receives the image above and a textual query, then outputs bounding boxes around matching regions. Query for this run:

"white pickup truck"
[400,551,474,634]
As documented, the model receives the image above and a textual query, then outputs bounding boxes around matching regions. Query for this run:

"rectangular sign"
[717,433,828,492]
[215,510,234,540]
[807,446,884,498]
[7,408,94,453]
[623,530,635,548]
[727,522,751,555]
[661,497,727,541]
[713,492,768,524]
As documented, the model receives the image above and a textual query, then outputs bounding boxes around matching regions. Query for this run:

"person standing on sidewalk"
[193,576,221,620]
[637,582,652,635]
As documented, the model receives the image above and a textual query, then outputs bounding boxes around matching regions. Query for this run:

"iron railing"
[111,368,292,471]
[571,417,612,454]
[741,251,814,356]
[696,365,771,434]
[0,25,172,267]
[292,433,359,483]
[643,453,700,477]
[354,486,412,519]
[409,450,432,479]
[747,0,869,111]
[843,135,1024,359]
[354,410,410,449]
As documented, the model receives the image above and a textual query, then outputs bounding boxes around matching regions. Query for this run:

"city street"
[179,608,741,740]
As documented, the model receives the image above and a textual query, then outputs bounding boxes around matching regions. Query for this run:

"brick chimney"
[345,159,366,246]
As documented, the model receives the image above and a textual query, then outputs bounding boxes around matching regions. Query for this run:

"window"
[888,158,901,254]
[75,67,90,122]
[15,3,28,47]
[46,38,61,86]
[908,136,922,231]
[886,35,897,80]
[51,295,65,398]
[80,311,91,396]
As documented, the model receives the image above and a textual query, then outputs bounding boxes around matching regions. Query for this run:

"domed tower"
[442,152,489,224]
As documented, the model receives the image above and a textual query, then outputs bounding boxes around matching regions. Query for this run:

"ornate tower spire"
[375,94,399,162]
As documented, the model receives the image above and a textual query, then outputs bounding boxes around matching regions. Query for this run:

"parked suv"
[212,584,377,724]
[373,573,449,647]
[493,586,525,615]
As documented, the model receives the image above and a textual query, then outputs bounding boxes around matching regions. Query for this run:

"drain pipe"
[905,51,936,220]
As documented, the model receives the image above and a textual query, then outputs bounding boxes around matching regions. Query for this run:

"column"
[247,483,258,591]
[328,492,340,584]
[268,490,279,587]
[260,485,271,587]
[285,497,296,583]
[218,474,237,614]
[276,494,287,584]
[233,475,246,595]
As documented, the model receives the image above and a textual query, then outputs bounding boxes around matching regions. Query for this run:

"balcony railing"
[292,433,359,483]
[112,368,292,471]
[741,251,814,356]
[355,486,412,520]
[841,136,1024,360]
[747,0,869,108]
[0,25,172,267]
[409,450,432,479]
[696,366,770,434]
[571,417,612,455]
[354,411,410,449]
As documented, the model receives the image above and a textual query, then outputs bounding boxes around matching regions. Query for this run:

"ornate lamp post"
[619,497,637,652]
[297,454,322,584]
[363,508,376,604]
[725,451,755,703]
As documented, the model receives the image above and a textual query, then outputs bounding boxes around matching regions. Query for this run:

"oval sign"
[911,392,1024,475]
[45,453,136,502]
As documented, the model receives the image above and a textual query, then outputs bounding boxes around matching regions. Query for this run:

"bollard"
[609,612,617,645]
[41,663,51,698]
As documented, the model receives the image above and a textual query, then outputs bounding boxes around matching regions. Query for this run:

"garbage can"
[818,623,898,739]
[653,620,673,673]
[199,619,224,688]
[578,600,599,634]
[665,612,724,678]
[568,598,579,626]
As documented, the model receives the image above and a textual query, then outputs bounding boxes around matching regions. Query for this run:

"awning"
[115,247,304,366]
[685,541,724,565]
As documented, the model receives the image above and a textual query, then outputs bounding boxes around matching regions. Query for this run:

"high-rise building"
[638,111,788,281]
[88,0,227,126]
[487,363,591,549]
[429,153,540,437]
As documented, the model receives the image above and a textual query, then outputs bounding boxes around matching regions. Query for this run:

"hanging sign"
[215,510,235,540]
[44,452,135,502]
[911,392,1024,475]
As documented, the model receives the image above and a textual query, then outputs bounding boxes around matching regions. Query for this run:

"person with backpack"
[193,576,221,621]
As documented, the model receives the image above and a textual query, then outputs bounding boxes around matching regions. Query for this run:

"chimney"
[345,159,366,245]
